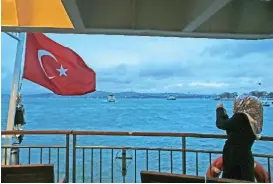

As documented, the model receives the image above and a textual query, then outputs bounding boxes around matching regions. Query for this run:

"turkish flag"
[23,33,96,95]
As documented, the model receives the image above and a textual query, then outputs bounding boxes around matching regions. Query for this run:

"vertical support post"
[116,149,132,183]
[72,134,77,183]
[111,149,114,183]
[65,134,70,183]
[82,148,85,183]
[196,152,199,176]
[146,150,149,170]
[182,137,186,174]
[268,158,271,183]
[2,33,26,165]
[134,150,137,183]
[10,148,20,165]
[122,149,126,183]
[209,153,212,177]
[91,149,94,183]
[99,149,102,183]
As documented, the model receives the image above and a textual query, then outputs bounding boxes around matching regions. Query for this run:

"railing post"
[209,153,212,177]
[65,134,70,183]
[182,137,186,174]
[268,158,271,183]
[72,134,77,183]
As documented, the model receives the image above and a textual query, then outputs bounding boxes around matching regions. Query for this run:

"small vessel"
[167,96,176,100]
[262,101,270,107]
[221,97,233,101]
[214,96,220,100]
[107,94,116,102]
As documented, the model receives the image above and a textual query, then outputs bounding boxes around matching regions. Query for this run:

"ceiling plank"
[61,0,85,30]
[131,0,136,29]
[183,0,232,32]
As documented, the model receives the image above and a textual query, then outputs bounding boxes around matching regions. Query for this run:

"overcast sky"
[1,33,273,94]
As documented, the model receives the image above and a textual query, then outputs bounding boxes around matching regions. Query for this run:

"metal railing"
[1,130,273,183]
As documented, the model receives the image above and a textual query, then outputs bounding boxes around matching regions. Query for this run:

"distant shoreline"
[1,93,215,99]
[2,90,272,99]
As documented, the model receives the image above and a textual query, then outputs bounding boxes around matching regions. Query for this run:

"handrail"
[1,130,273,183]
[1,130,72,135]
[2,130,273,141]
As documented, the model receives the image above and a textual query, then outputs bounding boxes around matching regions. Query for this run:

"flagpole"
[2,32,27,165]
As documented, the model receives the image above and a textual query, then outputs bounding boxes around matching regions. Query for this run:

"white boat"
[167,96,176,100]
[107,94,116,102]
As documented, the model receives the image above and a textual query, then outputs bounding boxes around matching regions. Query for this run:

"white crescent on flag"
[38,49,58,80]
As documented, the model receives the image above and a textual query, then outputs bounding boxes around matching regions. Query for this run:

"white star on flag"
[57,65,68,76]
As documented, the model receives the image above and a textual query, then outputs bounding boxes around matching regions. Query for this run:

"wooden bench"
[1,164,66,183]
[140,171,251,183]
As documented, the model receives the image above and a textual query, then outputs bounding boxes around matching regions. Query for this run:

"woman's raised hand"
[217,102,223,108]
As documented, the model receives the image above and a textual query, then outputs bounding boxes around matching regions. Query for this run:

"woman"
[216,95,263,181]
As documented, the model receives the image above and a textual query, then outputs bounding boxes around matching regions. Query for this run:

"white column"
[2,32,26,165]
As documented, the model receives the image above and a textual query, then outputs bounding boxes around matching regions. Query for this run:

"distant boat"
[262,101,270,107]
[167,96,176,100]
[107,94,116,102]
[214,96,220,100]
[221,97,233,101]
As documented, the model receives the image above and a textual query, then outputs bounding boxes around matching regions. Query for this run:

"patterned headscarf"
[233,95,263,139]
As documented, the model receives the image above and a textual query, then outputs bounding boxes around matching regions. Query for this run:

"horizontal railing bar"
[76,146,182,151]
[72,131,273,140]
[1,145,66,148]
[252,153,273,158]
[73,131,226,138]
[1,130,72,135]
[75,146,273,158]
[2,130,273,141]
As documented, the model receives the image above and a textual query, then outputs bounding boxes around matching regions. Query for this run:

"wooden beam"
[183,0,232,32]
[61,0,85,30]
[131,0,136,29]
[2,26,273,40]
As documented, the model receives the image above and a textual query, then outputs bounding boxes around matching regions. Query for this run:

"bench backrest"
[1,164,55,183]
[140,171,251,183]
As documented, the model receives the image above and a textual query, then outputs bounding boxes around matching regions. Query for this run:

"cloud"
[203,39,273,59]
[1,33,273,94]
[189,82,227,87]
[138,60,194,80]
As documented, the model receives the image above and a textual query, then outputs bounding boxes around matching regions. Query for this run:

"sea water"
[1,95,273,182]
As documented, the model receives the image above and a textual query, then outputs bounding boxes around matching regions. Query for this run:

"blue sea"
[1,95,273,182]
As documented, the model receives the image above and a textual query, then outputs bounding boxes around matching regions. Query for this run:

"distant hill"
[2,91,215,99]
[217,91,273,99]
[1,91,273,98]
[2,90,273,99]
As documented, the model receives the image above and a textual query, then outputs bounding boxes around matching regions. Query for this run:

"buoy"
[206,156,270,183]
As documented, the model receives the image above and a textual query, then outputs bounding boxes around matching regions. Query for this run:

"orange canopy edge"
[1,0,74,28]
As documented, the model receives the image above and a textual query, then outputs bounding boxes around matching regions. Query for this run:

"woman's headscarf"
[233,95,263,139]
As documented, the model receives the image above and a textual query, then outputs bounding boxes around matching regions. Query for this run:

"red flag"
[23,33,96,95]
